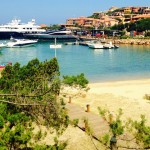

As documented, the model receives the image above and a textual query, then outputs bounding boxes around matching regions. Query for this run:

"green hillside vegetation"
[110,18,150,36]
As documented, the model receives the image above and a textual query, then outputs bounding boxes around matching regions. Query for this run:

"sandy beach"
[31,78,150,150]
[67,78,150,125]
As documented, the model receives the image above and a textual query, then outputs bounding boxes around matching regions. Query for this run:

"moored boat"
[0,19,45,39]
[103,41,114,49]
[0,43,6,48]
[6,37,38,48]
[88,40,104,49]
[24,29,77,41]
[114,45,119,49]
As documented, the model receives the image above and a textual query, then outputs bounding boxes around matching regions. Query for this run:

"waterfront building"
[65,6,150,31]
[66,17,101,28]
[99,16,119,27]
[123,7,132,14]
[132,14,150,21]
[66,16,118,29]
[143,8,150,14]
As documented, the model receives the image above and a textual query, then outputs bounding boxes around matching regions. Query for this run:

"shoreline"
[113,38,150,45]
[80,36,150,45]
[67,78,150,125]
[87,71,150,84]
[89,75,150,84]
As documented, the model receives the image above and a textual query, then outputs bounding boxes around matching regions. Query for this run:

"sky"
[0,0,149,25]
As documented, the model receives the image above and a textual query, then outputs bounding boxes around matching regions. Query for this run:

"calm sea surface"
[0,40,150,82]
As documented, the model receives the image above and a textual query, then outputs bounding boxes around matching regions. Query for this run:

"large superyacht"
[0,19,45,39]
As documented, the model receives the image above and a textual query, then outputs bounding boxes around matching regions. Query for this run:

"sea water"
[0,41,150,82]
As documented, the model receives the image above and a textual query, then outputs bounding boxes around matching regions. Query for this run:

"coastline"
[113,38,150,45]
[67,78,150,125]
[80,36,150,45]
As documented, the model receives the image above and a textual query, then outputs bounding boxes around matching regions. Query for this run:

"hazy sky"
[0,0,149,25]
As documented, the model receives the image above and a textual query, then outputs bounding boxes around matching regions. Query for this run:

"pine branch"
[0,99,46,106]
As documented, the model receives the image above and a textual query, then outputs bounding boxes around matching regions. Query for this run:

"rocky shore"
[106,39,150,45]
[110,38,150,45]
[80,36,150,45]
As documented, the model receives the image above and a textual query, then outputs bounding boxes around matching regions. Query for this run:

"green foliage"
[98,107,124,147]
[34,140,67,150]
[98,107,108,118]
[46,24,62,30]
[145,31,150,37]
[120,35,129,39]
[0,115,4,128]
[110,23,125,31]
[83,118,92,135]
[34,130,43,141]
[110,119,124,137]
[110,109,124,137]
[98,107,150,149]
[111,18,150,33]
[0,58,60,93]
[144,94,150,100]
[101,134,110,146]
[88,14,99,19]
[70,119,79,127]
[115,18,122,23]
[127,22,136,32]
[62,73,89,88]
[0,58,69,149]
[0,103,32,149]
[131,115,150,148]
[120,31,126,36]
[136,18,150,32]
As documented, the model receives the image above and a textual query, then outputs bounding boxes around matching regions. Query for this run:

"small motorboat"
[6,37,38,48]
[0,43,6,48]
[114,45,119,49]
[88,40,104,49]
[103,41,114,49]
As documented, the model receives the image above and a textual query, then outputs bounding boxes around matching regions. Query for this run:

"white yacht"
[24,29,77,41]
[0,43,6,48]
[0,19,46,39]
[88,40,104,49]
[103,42,114,49]
[6,37,38,48]
[103,41,119,49]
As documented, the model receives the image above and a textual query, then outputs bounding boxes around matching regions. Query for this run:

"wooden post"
[109,113,113,124]
[84,119,88,131]
[68,96,71,103]
[110,136,117,150]
[86,104,90,112]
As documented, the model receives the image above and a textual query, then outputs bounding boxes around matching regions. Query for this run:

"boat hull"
[6,38,38,48]
[0,32,24,39]
[24,33,77,41]
[88,44,104,49]
[7,43,36,48]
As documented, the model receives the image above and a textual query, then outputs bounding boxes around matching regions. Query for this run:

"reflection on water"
[93,49,103,55]
[0,51,2,56]
[0,41,150,82]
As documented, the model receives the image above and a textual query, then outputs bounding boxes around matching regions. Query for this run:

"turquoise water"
[0,41,150,82]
